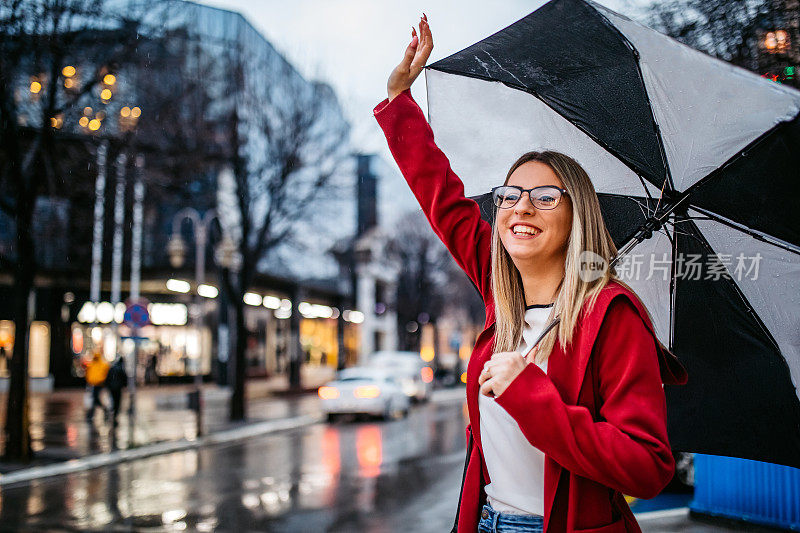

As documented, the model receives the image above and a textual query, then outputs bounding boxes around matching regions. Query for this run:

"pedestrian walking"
[105,356,128,425]
[145,352,159,384]
[85,351,110,421]
[375,14,688,533]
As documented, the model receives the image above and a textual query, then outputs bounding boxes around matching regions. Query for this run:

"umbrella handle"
[522,316,561,359]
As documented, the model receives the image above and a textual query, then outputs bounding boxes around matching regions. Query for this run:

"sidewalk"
[636,507,791,533]
[0,365,337,474]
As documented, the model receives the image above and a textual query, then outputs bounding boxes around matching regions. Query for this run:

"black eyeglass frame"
[491,185,569,210]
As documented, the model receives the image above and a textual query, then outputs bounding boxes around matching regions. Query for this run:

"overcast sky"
[196,0,646,223]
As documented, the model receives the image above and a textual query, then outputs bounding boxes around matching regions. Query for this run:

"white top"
[479,303,553,516]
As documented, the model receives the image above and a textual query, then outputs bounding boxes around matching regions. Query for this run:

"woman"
[373,14,689,533]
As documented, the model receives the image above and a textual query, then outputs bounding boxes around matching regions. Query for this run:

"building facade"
[0,0,356,389]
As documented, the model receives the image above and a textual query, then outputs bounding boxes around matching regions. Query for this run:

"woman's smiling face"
[496,160,573,266]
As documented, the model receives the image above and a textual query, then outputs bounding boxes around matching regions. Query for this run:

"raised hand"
[387,13,433,101]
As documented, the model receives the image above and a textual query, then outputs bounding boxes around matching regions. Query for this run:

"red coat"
[374,88,689,533]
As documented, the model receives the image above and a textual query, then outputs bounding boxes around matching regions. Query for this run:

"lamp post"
[167,208,224,437]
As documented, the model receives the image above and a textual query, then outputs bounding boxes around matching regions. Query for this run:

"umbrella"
[423,0,800,469]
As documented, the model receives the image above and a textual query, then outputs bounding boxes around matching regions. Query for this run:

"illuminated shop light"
[243,292,262,306]
[420,346,435,362]
[166,279,191,293]
[148,303,188,326]
[95,302,114,324]
[262,295,281,309]
[114,302,125,324]
[77,302,96,323]
[197,284,218,298]
[298,302,335,319]
[343,310,364,324]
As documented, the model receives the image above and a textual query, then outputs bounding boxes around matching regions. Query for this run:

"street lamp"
[213,235,242,273]
[167,208,229,437]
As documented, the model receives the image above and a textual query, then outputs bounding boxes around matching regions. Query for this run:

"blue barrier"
[691,453,800,531]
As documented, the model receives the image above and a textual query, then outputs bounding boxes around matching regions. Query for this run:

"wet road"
[0,385,324,463]
[0,396,469,532]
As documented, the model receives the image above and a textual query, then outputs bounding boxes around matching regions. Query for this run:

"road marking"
[0,413,324,487]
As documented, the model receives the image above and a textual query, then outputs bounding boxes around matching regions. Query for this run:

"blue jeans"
[478,502,544,533]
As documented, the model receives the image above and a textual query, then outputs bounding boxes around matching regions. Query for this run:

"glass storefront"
[0,294,361,386]
[300,318,338,369]
[70,322,213,382]
[0,319,51,378]
[72,299,213,382]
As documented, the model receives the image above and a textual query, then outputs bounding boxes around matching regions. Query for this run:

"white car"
[365,351,433,403]
[318,367,411,422]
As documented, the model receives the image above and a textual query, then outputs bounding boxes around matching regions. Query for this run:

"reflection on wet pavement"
[0,395,469,532]
[0,388,321,464]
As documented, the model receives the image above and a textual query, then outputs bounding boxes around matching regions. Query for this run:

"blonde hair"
[490,151,635,364]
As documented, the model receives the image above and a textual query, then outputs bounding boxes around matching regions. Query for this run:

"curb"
[0,413,324,487]
[634,507,690,520]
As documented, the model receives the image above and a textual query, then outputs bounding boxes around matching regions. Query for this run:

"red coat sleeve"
[494,295,675,499]
[373,88,493,302]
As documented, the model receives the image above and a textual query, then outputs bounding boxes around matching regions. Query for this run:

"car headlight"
[318,386,340,399]
[354,385,381,398]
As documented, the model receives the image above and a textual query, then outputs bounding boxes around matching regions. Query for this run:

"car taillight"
[318,386,340,399]
[421,366,433,383]
[354,385,381,398]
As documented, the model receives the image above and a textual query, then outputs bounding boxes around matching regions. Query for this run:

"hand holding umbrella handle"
[388,13,433,102]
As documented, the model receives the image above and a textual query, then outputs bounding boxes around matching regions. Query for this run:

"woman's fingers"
[410,16,433,73]
[398,25,418,64]
[480,377,497,398]
[387,15,431,100]
[478,365,489,386]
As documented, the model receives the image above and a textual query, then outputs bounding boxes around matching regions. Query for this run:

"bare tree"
[0,0,168,462]
[219,53,351,421]
[385,210,483,354]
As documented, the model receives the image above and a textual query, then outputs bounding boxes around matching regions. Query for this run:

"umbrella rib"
[592,4,676,194]
[630,198,650,220]
[688,205,800,257]
[426,66,671,191]
[654,175,668,214]
[679,112,799,199]
[657,226,675,247]
[671,217,713,223]
[610,191,693,268]
[674,218,784,356]
[635,174,655,206]
[662,223,696,241]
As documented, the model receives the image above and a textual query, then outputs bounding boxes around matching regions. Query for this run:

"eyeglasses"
[491,185,569,210]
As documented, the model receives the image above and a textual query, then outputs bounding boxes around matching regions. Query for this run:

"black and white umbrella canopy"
[425,0,800,468]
